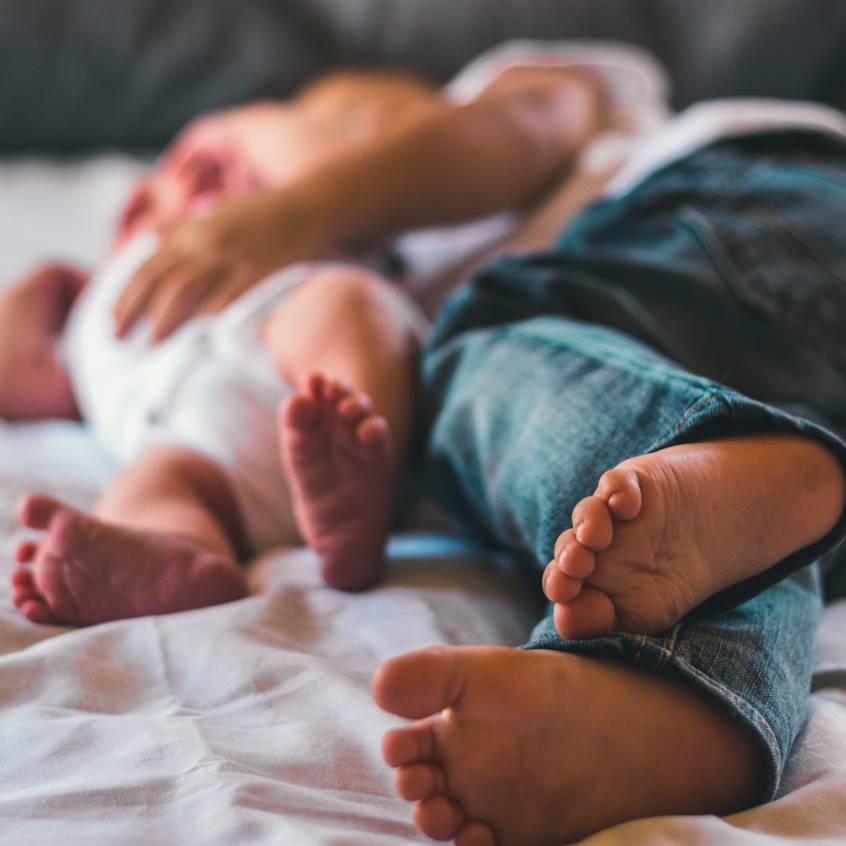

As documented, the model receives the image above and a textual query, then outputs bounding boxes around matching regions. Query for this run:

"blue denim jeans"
[420,131,846,801]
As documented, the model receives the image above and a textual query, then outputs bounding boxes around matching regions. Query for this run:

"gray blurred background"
[3,0,846,152]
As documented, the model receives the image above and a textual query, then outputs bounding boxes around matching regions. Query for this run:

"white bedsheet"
[0,158,844,846]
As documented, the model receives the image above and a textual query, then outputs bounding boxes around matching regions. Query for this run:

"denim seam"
[640,389,732,460]
[665,389,729,438]
[653,644,671,671]
[658,624,681,668]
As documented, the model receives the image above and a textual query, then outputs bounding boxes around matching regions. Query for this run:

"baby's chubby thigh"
[153,318,302,555]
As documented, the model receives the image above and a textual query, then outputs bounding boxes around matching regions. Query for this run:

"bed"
[0,157,844,846]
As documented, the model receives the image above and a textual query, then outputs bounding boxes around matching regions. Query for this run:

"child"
[6,45,646,627]
[371,96,846,846]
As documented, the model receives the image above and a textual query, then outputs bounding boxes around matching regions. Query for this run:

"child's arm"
[115,69,604,341]
[309,67,603,248]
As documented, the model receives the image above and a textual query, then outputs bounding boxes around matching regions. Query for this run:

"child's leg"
[11,446,247,626]
[263,265,421,589]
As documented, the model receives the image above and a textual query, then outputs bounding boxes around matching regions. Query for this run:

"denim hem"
[645,388,846,614]
[522,627,783,801]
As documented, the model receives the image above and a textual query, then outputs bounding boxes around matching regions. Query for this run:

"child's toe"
[595,466,642,520]
[455,820,497,846]
[572,496,613,551]
[553,586,616,639]
[543,563,583,603]
[395,762,448,801]
[414,796,466,842]
[556,536,595,579]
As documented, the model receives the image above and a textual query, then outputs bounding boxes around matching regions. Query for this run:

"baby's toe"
[323,377,352,405]
[356,415,391,451]
[19,598,55,625]
[13,582,42,607]
[15,541,39,564]
[16,492,66,531]
[11,566,35,587]
[280,393,322,432]
[338,393,373,424]
[305,372,327,399]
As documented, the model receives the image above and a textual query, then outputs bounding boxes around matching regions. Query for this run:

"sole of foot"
[373,644,764,846]
[542,434,845,638]
[11,493,245,626]
[279,372,395,590]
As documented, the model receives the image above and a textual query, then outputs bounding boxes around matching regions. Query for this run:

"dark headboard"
[3,0,845,152]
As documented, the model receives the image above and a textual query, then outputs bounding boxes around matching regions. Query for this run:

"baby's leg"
[264,266,421,589]
[11,446,247,626]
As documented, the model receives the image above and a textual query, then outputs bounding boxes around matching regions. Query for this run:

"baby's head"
[0,265,84,421]
[114,115,266,249]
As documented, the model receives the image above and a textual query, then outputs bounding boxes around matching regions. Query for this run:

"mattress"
[0,157,844,846]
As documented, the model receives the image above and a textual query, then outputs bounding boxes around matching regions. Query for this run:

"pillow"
[0,0,325,151]
[2,0,846,152]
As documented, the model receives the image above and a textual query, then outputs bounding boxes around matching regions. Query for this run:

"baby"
[4,49,631,627]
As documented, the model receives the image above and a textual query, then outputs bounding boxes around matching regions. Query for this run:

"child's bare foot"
[373,645,762,846]
[280,373,394,590]
[10,494,246,626]
[543,434,846,638]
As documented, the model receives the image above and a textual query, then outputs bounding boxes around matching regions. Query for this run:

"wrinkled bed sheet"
[0,158,844,846]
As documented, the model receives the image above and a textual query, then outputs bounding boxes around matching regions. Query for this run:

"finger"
[149,269,219,343]
[198,267,256,316]
[114,253,185,337]
[118,181,153,238]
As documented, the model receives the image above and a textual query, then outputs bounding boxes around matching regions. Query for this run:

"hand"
[113,188,332,343]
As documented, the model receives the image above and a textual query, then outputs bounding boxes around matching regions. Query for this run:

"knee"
[268,266,404,338]
[135,445,224,490]
[300,265,396,310]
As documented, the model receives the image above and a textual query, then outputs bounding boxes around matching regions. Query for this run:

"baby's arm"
[0,264,87,421]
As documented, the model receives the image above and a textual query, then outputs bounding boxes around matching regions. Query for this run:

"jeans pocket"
[679,205,846,372]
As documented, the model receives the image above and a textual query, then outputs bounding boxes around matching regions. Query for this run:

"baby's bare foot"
[280,373,394,590]
[544,434,846,638]
[373,645,762,846]
[10,493,246,626]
